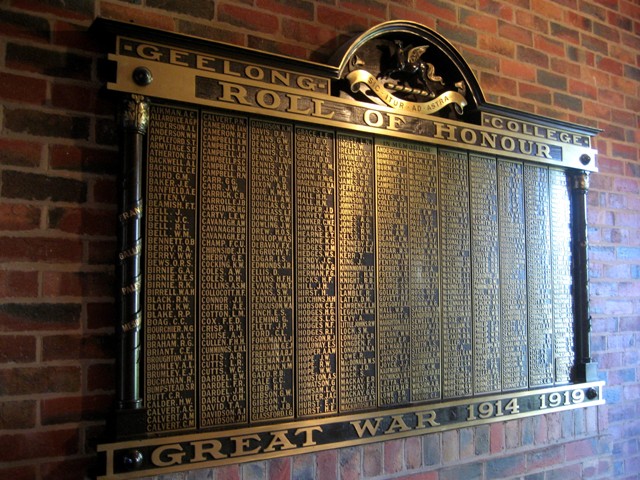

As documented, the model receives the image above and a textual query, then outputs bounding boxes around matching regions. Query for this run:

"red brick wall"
[0,1,638,479]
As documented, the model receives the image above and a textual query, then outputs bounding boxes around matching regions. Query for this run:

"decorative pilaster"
[114,94,148,436]
[570,170,598,382]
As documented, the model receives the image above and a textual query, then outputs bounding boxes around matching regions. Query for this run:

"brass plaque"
[249,119,295,421]
[439,149,473,399]
[376,139,411,406]
[144,105,198,434]
[337,133,377,413]
[142,117,586,427]
[469,154,500,395]
[97,18,601,479]
[375,139,443,405]
[524,165,554,387]
[550,168,575,383]
[408,143,441,402]
[498,160,528,391]
[199,112,248,427]
[296,126,338,417]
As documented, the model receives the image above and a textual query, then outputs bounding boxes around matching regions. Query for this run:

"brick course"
[0,1,638,479]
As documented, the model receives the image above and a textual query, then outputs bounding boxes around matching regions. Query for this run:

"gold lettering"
[480,131,497,149]
[385,415,410,434]
[151,444,186,467]
[245,65,265,81]
[230,433,261,457]
[295,426,323,447]
[264,430,296,452]
[415,409,440,428]
[286,94,311,115]
[536,143,552,159]
[500,136,515,151]
[311,99,335,119]
[387,113,406,131]
[219,82,252,106]
[170,49,190,67]
[350,417,383,438]
[223,60,241,77]
[196,55,217,72]
[490,116,504,129]
[297,76,320,91]
[461,128,477,144]
[137,44,162,61]
[363,110,383,127]
[255,89,281,109]
[433,121,457,141]
[191,440,226,462]
[271,70,291,87]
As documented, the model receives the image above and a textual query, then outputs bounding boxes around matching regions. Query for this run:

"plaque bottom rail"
[97,381,604,479]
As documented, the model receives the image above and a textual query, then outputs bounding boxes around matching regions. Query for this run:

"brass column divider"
[570,169,597,382]
[114,94,148,439]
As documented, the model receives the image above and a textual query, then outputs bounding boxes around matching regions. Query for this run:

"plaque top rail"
[94,18,598,172]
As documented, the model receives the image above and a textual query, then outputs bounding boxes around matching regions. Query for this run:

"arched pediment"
[329,20,485,120]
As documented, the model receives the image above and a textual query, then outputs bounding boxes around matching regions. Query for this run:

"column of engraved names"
[296,127,337,417]
[549,169,574,384]
[408,143,440,401]
[338,134,376,412]
[145,105,197,432]
[469,154,501,395]
[199,112,248,427]
[375,140,410,406]
[250,120,294,420]
[438,149,472,399]
[498,160,528,391]
[524,165,554,387]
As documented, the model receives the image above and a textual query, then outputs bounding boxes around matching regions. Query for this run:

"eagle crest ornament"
[378,41,444,100]
[339,31,471,118]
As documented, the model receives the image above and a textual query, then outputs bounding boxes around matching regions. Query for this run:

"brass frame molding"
[93,18,601,479]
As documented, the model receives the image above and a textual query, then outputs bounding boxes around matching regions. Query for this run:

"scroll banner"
[346,69,467,116]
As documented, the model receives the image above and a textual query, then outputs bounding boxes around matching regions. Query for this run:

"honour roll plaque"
[97,18,603,479]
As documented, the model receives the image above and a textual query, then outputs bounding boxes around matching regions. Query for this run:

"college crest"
[332,21,479,119]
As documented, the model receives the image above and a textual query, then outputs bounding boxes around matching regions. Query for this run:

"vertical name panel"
[498,160,528,391]
[250,120,294,421]
[439,149,472,399]
[199,112,248,427]
[524,165,554,387]
[375,140,411,406]
[408,143,441,402]
[144,105,198,433]
[338,133,377,413]
[469,154,501,395]
[296,127,338,417]
[549,169,574,384]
